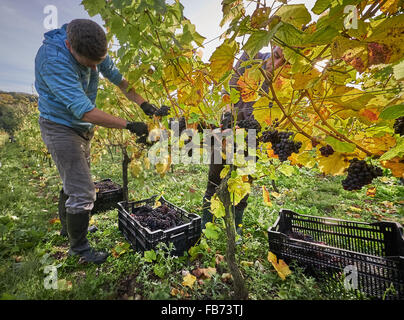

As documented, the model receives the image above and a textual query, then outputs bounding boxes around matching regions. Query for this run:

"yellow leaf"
[227,176,251,206]
[182,274,197,289]
[271,191,281,198]
[267,251,292,280]
[381,157,404,178]
[360,135,397,155]
[210,194,226,218]
[253,97,283,127]
[49,218,60,225]
[366,187,376,197]
[317,152,350,176]
[262,186,272,206]
[380,0,402,15]
[237,68,264,102]
[209,41,238,82]
[220,166,230,179]
[291,68,322,90]
[349,206,362,213]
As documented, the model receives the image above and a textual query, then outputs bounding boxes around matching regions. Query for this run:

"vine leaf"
[182,273,197,289]
[274,4,311,29]
[209,41,238,82]
[381,157,404,178]
[267,251,291,280]
[262,186,272,206]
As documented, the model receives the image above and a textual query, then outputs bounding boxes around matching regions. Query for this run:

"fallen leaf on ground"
[182,274,196,288]
[215,254,225,265]
[221,273,233,283]
[366,187,376,197]
[49,218,60,225]
[192,267,216,279]
[348,206,362,213]
[267,251,292,280]
[57,279,72,291]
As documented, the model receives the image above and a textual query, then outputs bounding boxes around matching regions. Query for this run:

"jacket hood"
[43,24,69,51]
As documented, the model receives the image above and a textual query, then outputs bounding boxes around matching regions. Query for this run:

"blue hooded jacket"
[35,24,123,132]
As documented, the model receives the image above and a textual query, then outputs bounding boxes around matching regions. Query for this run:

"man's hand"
[126,121,148,137]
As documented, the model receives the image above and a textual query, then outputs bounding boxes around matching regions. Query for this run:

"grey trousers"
[39,117,96,214]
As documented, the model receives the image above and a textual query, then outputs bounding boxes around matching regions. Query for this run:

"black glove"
[140,101,158,116]
[154,105,170,117]
[126,121,148,137]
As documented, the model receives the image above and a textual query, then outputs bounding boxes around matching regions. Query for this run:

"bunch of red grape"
[261,129,302,161]
[131,204,183,231]
[341,158,383,191]
[319,145,334,157]
[237,119,262,132]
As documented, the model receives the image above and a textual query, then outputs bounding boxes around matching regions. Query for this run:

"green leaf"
[278,163,294,177]
[302,26,339,46]
[144,250,157,262]
[393,59,404,81]
[81,0,105,16]
[230,88,240,104]
[243,31,274,59]
[274,4,312,29]
[379,104,404,120]
[202,222,220,240]
[312,0,333,15]
[325,136,356,153]
[153,264,166,278]
[275,23,303,47]
[380,137,404,161]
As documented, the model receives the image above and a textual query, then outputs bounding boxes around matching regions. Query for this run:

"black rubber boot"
[58,189,68,237]
[234,208,244,237]
[201,197,213,229]
[66,211,109,264]
[59,190,98,237]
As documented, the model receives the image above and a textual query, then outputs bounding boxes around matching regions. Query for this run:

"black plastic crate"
[268,209,404,300]
[92,179,124,214]
[117,196,201,256]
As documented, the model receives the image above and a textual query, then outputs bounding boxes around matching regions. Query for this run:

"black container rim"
[270,208,404,231]
[268,222,404,261]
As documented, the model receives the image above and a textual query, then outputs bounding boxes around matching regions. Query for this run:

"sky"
[0,0,316,94]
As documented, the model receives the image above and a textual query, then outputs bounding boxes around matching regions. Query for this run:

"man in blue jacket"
[35,19,167,264]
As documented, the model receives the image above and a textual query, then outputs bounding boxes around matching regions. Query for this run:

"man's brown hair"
[66,19,107,61]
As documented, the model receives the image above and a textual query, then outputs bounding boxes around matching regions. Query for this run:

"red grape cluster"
[319,145,334,157]
[237,119,262,132]
[262,130,302,162]
[394,117,404,136]
[131,204,183,231]
[342,158,383,191]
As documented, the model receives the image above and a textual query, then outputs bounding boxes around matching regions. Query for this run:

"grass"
[0,138,403,300]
